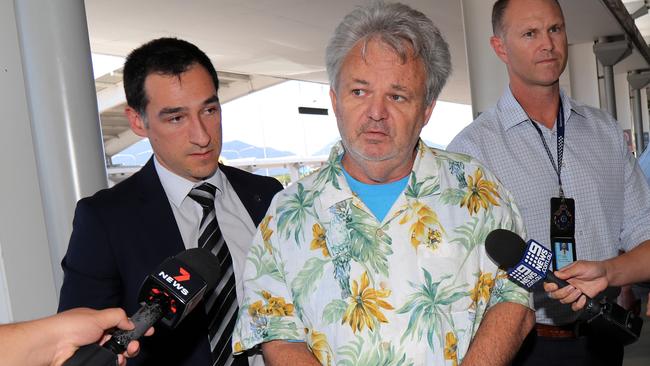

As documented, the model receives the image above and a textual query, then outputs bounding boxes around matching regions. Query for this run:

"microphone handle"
[545,270,602,314]
[103,301,164,354]
[544,270,570,288]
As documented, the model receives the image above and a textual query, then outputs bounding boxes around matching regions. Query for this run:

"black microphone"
[63,248,220,366]
[484,229,643,346]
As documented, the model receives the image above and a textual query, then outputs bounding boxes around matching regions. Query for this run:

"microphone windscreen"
[485,229,527,268]
[175,248,221,291]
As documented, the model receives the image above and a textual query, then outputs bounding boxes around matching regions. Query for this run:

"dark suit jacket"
[58,158,283,366]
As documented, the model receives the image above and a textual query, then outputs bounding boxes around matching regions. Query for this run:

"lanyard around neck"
[528,100,566,197]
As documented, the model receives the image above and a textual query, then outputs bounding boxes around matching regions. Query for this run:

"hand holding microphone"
[63,248,220,366]
[485,229,643,346]
[542,260,610,311]
[0,307,149,366]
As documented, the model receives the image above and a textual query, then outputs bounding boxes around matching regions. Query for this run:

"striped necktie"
[188,183,248,366]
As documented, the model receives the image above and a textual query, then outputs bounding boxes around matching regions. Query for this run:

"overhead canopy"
[87,0,650,156]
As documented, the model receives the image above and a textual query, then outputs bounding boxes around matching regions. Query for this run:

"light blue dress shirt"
[448,87,650,325]
[640,146,650,184]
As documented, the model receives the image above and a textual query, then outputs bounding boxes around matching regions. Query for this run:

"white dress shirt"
[154,157,264,365]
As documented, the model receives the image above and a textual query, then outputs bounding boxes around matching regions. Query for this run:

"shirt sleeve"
[639,148,650,182]
[233,199,305,354]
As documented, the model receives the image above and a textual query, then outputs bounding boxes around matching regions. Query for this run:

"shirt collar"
[497,86,581,131]
[154,156,223,209]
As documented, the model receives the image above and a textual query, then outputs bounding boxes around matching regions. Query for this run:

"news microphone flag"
[507,239,553,289]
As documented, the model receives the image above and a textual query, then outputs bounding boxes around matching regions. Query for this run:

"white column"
[461,0,509,118]
[0,0,57,321]
[568,42,600,108]
[14,0,108,292]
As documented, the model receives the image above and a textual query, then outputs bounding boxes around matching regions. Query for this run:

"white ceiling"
[85,0,470,104]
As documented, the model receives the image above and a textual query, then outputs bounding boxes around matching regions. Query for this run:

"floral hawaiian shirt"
[233,140,531,365]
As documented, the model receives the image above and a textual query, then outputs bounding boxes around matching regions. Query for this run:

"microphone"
[484,229,643,346]
[63,248,220,366]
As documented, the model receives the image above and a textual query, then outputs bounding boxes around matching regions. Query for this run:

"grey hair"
[326,1,451,104]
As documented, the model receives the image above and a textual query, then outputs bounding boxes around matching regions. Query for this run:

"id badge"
[550,197,576,270]
[551,237,576,270]
[550,197,575,237]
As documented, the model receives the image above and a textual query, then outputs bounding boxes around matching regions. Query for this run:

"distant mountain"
[221,140,295,160]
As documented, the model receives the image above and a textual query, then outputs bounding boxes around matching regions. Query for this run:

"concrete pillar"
[14,0,108,292]
[568,42,600,108]
[0,0,57,321]
[461,0,509,118]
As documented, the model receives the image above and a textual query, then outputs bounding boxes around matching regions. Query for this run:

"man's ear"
[126,107,148,138]
[490,35,509,65]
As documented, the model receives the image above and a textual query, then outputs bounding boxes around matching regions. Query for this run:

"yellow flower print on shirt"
[233,341,244,353]
[460,168,501,215]
[310,223,330,257]
[399,200,444,248]
[248,290,295,317]
[470,271,495,305]
[342,272,394,333]
[444,331,458,366]
[305,327,332,366]
[260,215,274,254]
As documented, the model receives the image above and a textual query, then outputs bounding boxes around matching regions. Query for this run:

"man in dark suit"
[58,38,282,366]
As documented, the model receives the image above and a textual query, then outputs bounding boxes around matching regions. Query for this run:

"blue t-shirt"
[342,168,409,222]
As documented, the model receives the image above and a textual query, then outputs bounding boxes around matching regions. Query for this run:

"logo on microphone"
[158,268,191,296]
[507,240,553,289]
[173,267,190,282]
[523,241,552,273]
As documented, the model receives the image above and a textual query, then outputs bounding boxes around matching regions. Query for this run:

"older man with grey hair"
[233,2,534,365]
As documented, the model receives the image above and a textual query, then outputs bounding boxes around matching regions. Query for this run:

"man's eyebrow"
[158,106,186,118]
[203,95,219,105]
[391,84,409,93]
[350,78,369,86]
